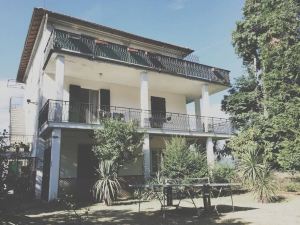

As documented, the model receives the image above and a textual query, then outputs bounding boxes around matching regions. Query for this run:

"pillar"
[48,128,62,201]
[194,98,201,131]
[201,84,210,132]
[206,137,214,168]
[140,71,149,127]
[54,55,65,122]
[143,133,151,179]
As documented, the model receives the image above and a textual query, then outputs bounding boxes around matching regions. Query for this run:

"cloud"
[168,0,189,10]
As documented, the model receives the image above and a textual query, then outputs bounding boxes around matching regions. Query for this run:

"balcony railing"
[44,29,230,86]
[39,100,233,135]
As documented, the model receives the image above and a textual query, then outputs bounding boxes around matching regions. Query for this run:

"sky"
[0,0,245,130]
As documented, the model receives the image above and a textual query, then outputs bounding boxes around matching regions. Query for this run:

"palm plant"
[238,148,265,186]
[237,148,277,203]
[92,160,121,206]
[252,166,277,203]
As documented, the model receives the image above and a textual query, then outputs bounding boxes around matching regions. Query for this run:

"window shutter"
[100,89,110,111]
[69,85,81,122]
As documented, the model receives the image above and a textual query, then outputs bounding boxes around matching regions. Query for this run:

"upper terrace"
[17,8,230,87]
[42,29,230,86]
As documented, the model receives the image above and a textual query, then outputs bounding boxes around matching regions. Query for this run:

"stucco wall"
[63,76,187,114]
[60,130,92,178]
[60,130,144,178]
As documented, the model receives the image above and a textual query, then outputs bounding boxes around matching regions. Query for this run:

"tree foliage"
[161,137,207,179]
[92,119,144,205]
[223,0,300,170]
[92,119,144,172]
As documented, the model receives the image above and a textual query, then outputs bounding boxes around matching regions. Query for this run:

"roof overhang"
[16,8,194,83]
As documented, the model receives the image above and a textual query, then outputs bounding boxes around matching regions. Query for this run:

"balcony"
[38,100,233,135]
[43,29,230,86]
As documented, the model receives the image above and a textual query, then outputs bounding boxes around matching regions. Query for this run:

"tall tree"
[223,0,300,170]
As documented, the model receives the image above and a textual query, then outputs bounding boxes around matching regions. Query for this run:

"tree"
[223,0,300,170]
[222,73,262,129]
[0,130,9,196]
[92,119,144,172]
[161,137,207,179]
[92,119,144,205]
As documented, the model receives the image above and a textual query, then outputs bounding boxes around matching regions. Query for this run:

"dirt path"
[1,192,300,225]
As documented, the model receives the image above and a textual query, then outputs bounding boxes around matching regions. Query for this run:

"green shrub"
[285,183,300,192]
[161,137,208,179]
[211,164,235,183]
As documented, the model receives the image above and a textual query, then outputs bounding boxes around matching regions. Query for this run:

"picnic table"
[129,181,240,217]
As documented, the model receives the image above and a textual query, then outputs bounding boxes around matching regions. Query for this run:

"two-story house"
[17,8,232,202]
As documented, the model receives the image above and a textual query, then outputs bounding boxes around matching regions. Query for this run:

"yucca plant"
[237,148,277,203]
[238,148,265,186]
[92,160,121,206]
[252,166,277,203]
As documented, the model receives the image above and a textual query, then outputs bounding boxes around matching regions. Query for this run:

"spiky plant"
[92,160,120,206]
[238,148,265,186]
[252,166,277,203]
[238,149,277,202]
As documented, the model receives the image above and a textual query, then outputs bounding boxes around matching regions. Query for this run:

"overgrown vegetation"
[221,0,299,202]
[0,129,32,199]
[210,163,235,183]
[223,0,300,170]
[92,119,144,205]
[161,137,208,179]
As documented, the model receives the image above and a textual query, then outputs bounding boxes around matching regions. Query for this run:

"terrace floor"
[1,192,300,225]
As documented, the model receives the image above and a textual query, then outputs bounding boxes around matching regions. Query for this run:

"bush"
[211,164,235,183]
[285,183,300,192]
[161,137,208,179]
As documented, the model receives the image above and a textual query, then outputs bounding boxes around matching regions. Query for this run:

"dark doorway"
[100,89,110,111]
[150,96,166,128]
[69,85,99,123]
[77,144,98,200]
[41,147,51,201]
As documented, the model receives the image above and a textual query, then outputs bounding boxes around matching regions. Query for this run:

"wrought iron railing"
[39,100,233,135]
[43,29,230,85]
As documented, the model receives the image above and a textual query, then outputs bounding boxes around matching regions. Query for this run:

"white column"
[206,137,214,168]
[55,55,65,100]
[48,128,62,201]
[143,134,151,179]
[194,98,201,131]
[194,99,201,116]
[54,55,65,122]
[140,71,149,127]
[201,84,210,132]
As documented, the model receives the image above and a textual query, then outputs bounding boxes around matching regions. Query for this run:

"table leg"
[230,186,234,212]
[138,188,141,212]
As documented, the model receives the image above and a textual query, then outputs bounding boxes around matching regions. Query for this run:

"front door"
[77,144,98,200]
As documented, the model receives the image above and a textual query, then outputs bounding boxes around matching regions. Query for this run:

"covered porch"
[39,129,217,202]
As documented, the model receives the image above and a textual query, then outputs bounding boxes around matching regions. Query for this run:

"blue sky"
[0,0,245,129]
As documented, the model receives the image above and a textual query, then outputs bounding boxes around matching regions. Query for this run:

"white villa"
[17,8,232,202]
